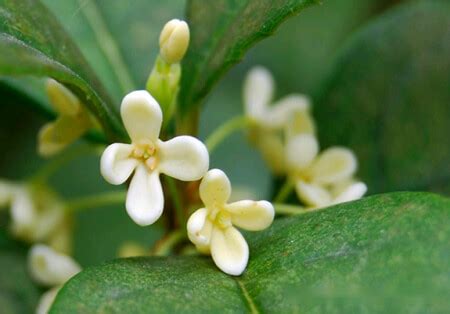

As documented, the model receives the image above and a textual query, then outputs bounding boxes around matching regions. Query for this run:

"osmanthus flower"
[28,244,81,314]
[100,90,209,226]
[38,79,95,157]
[243,66,313,175]
[285,134,367,209]
[187,169,274,276]
[0,180,72,253]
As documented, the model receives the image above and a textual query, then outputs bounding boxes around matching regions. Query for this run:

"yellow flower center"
[209,207,231,229]
[131,140,158,171]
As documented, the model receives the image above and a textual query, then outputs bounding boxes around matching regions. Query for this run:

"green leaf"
[52,192,450,312]
[314,1,450,194]
[0,0,127,141]
[0,230,41,314]
[179,0,319,113]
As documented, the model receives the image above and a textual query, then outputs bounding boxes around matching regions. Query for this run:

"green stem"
[79,0,136,93]
[273,203,309,215]
[153,230,186,256]
[165,177,185,226]
[30,145,99,183]
[66,190,126,212]
[274,179,295,203]
[205,115,251,153]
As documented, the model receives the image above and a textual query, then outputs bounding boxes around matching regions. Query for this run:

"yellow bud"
[159,19,190,64]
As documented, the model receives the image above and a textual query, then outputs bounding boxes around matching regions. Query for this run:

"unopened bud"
[159,19,190,64]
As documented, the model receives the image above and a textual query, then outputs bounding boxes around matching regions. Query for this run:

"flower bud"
[159,19,190,64]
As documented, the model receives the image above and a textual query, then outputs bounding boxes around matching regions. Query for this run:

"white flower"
[285,134,367,208]
[159,19,190,64]
[28,244,81,314]
[28,244,81,287]
[0,180,67,246]
[100,90,209,226]
[187,169,274,276]
[243,66,314,175]
[38,79,93,157]
[244,66,311,130]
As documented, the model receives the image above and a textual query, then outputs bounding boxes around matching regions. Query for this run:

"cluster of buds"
[243,66,367,209]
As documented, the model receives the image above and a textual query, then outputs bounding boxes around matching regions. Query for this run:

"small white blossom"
[0,180,68,249]
[243,66,314,175]
[38,79,93,157]
[286,134,367,208]
[100,90,209,226]
[159,19,190,64]
[28,244,81,314]
[187,169,274,276]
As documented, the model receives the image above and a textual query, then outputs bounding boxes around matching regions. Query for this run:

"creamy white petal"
[199,169,231,208]
[121,90,162,143]
[244,66,274,121]
[226,200,274,231]
[332,181,367,204]
[295,180,332,208]
[31,202,65,242]
[210,226,249,276]
[285,110,316,139]
[266,94,310,129]
[310,147,357,185]
[187,207,213,247]
[46,79,80,116]
[100,143,138,185]
[158,136,209,181]
[256,131,286,175]
[285,134,319,171]
[28,244,81,287]
[126,165,164,226]
[10,187,36,236]
[0,179,15,207]
[36,287,60,314]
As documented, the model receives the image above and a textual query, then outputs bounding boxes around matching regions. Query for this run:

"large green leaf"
[179,0,319,113]
[0,0,126,141]
[314,1,450,194]
[0,230,41,314]
[52,192,450,312]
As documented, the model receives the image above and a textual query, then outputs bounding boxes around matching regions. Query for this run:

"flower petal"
[310,147,357,185]
[158,136,209,181]
[285,110,316,139]
[0,179,15,207]
[210,226,249,276]
[295,180,332,208]
[38,115,90,157]
[244,66,274,121]
[36,286,60,314]
[121,90,162,143]
[256,131,286,175]
[100,143,138,185]
[266,94,310,129]
[226,200,274,231]
[46,79,80,115]
[332,181,367,204]
[199,169,231,209]
[126,165,164,226]
[285,134,319,171]
[187,207,213,247]
[28,244,81,287]
[10,187,36,237]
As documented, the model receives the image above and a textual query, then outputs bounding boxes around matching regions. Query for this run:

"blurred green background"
[1,0,448,269]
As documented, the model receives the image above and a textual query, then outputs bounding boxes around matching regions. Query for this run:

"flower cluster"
[243,66,367,209]
[0,16,369,314]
